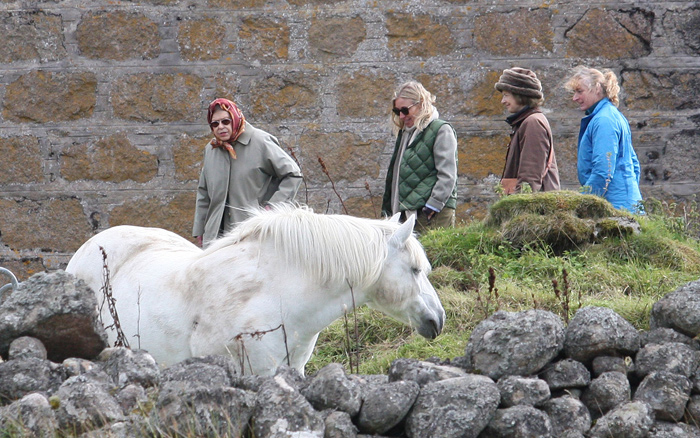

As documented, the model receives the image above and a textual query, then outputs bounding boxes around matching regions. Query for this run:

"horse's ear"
[389,214,415,248]
[388,213,401,224]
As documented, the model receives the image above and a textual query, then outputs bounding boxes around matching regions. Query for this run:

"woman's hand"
[422,206,437,221]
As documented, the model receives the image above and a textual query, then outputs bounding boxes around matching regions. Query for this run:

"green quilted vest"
[382,120,457,214]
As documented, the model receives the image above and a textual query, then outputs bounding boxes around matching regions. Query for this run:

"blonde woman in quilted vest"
[381,81,458,231]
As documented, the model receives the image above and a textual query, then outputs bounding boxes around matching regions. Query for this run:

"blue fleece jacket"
[577,98,643,213]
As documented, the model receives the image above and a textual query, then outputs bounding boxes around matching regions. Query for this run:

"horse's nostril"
[430,319,440,338]
[418,317,442,339]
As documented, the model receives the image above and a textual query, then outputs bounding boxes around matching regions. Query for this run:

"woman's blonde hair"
[564,66,621,107]
[390,81,437,135]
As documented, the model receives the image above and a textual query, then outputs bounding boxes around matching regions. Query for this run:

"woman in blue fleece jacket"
[565,66,643,213]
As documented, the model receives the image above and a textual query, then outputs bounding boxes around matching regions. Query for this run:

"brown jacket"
[501,107,560,193]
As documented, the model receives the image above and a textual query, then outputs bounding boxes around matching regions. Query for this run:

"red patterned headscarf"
[207,98,246,159]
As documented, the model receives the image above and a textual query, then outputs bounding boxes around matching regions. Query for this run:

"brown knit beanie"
[494,67,543,99]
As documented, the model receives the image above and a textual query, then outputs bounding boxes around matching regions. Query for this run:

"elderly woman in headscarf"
[494,67,560,195]
[192,98,303,247]
[381,81,458,231]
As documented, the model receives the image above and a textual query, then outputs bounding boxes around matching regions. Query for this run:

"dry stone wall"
[0,0,699,280]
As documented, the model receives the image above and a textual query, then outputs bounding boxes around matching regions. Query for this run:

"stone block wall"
[0,0,698,280]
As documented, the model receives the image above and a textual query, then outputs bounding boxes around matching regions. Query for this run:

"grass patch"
[305,193,700,376]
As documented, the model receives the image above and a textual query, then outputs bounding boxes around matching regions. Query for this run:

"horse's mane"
[203,205,430,288]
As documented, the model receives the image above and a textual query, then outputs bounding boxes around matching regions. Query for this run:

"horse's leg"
[291,333,319,377]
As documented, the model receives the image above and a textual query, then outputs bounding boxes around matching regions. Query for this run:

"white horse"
[66,205,445,375]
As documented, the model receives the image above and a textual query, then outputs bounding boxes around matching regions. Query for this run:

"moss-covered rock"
[485,191,633,253]
[501,212,595,253]
[486,191,621,228]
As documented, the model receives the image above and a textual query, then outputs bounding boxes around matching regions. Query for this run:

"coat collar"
[585,97,610,117]
[506,106,540,127]
[233,121,253,146]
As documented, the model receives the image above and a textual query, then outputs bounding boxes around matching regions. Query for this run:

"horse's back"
[66,225,198,286]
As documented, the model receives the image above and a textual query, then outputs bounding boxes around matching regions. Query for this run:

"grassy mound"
[486,190,635,253]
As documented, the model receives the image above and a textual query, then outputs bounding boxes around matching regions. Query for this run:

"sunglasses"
[210,118,232,129]
[392,101,420,116]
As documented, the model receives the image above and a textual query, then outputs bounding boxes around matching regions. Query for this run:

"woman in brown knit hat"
[494,67,560,195]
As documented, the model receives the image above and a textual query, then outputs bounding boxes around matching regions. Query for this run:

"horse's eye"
[412,267,421,275]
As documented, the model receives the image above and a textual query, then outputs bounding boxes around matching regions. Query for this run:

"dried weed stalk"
[552,268,579,323]
[318,156,348,214]
[99,246,130,348]
[475,267,500,319]
[343,279,360,374]
[232,323,290,375]
[364,181,379,219]
[286,147,309,204]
